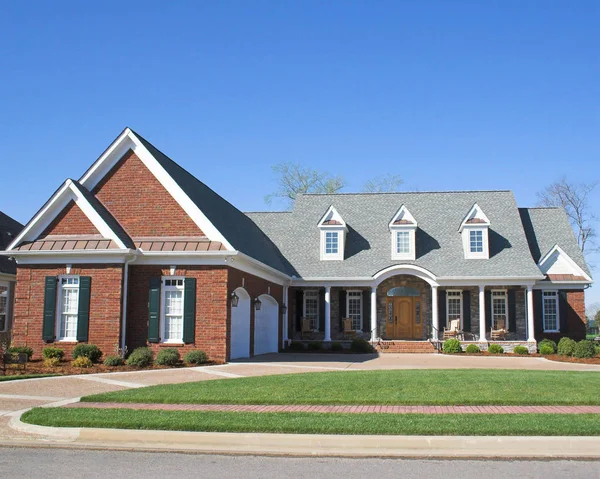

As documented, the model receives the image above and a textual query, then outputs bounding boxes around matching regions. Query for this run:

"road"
[1,447,598,479]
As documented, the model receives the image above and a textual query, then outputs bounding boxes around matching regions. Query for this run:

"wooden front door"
[385,296,423,339]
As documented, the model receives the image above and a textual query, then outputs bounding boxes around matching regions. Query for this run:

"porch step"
[375,341,437,354]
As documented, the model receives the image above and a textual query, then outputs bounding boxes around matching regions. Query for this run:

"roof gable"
[538,244,592,282]
[318,205,347,228]
[389,205,417,228]
[459,203,490,232]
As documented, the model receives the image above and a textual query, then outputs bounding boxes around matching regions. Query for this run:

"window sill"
[543,330,559,333]
[158,342,185,347]
[55,340,78,344]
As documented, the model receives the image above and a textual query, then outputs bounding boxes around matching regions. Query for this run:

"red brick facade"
[565,290,586,340]
[41,200,99,237]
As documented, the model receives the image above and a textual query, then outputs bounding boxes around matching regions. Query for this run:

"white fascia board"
[0,273,16,282]
[291,278,374,287]
[388,205,417,229]
[533,282,591,290]
[537,244,592,282]
[12,251,135,265]
[458,203,490,232]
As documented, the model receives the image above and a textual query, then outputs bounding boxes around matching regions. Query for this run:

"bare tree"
[537,177,598,253]
[363,175,404,193]
[265,162,345,208]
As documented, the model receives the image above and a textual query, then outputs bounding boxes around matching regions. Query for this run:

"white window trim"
[542,290,560,333]
[320,227,345,261]
[160,276,185,344]
[446,289,463,329]
[462,226,489,259]
[390,226,416,261]
[491,289,508,330]
[346,290,363,331]
[0,281,10,333]
[55,275,80,342]
[303,289,320,332]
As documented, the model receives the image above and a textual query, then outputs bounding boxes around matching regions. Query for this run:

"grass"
[0,374,58,382]
[82,369,600,406]
[21,407,600,436]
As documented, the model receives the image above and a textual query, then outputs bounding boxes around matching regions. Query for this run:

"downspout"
[120,253,138,355]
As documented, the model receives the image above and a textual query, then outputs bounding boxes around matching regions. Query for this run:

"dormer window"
[459,203,490,259]
[318,206,347,261]
[389,205,417,260]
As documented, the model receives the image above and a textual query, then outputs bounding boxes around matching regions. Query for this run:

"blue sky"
[1,1,599,303]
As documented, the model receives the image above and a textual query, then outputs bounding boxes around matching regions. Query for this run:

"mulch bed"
[543,355,600,365]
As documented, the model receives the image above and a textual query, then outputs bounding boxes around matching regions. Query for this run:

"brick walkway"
[65,402,600,414]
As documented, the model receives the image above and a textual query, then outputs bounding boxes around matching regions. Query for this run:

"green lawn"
[0,374,58,382]
[21,408,600,436]
[82,369,600,406]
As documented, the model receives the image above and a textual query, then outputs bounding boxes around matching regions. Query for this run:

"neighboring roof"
[247,191,546,279]
[13,236,119,251]
[518,207,591,278]
[0,211,23,275]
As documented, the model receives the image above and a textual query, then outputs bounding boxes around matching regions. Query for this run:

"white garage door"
[230,288,250,360]
[254,295,279,356]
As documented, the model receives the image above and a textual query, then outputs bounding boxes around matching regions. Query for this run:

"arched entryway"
[230,287,251,359]
[254,294,279,356]
[386,286,423,339]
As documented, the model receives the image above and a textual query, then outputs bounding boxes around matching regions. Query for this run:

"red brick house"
[1,129,592,360]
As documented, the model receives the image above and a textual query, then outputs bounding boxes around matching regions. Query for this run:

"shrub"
[289,342,305,351]
[126,347,154,367]
[71,356,93,368]
[442,339,462,354]
[8,346,34,360]
[307,341,322,351]
[42,347,64,360]
[488,344,504,354]
[72,344,102,363]
[154,348,181,366]
[539,339,557,354]
[103,355,124,366]
[184,350,208,365]
[330,341,343,352]
[350,338,375,353]
[539,344,554,355]
[595,345,600,357]
[513,345,529,355]
[465,344,480,354]
[43,357,61,368]
[573,340,596,359]
[557,337,577,357]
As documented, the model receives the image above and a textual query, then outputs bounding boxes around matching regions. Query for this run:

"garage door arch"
[254,294,279,356]
[230,287,251,360]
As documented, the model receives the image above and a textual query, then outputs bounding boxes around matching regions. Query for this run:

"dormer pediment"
[318,206,347,230]
[459,203,490,259]
[389,205,417,229]
[318,206,346,261]
[459,203,490,232]
[389,205,416,260]
[538,245,592,282]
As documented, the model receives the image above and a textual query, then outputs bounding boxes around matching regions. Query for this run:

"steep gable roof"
[0,211,23,275]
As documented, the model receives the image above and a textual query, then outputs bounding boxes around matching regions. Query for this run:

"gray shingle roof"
[247,191,547,280]
[519,207,591,278]
[0,211,23,275]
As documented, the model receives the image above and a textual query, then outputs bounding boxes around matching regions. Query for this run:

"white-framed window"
[396,231,410,255]
[0,284,8,332]
[56,276,79,341]
[491,290,508,331]
[161,277,185,343]
[446,290,462,327]
[325,231,339,255]
[346,290,363,331]
[542,291,559,332]
[469,230,483,253]
[303,290,319,331]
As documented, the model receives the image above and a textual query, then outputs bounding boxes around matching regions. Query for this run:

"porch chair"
[342,318,356,340]
[491,319,506,341]
[443,319,460,340]
[301,318,313,339]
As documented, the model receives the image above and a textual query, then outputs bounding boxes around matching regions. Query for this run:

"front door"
[385,296,423,339]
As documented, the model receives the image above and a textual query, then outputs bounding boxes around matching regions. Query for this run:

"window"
[347,291,363,330]
[396,231,410,254]
[491,290,507,330]
[0,285,8,332]
[469,230,483,253]
[304,290,319,330]
[446,290,462,326]
[162,278,184,343]
[325,231,339,255]
[542,291,559,332]
[57,276,79,341]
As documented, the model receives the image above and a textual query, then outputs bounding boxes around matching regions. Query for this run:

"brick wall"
[40,200,99,237]
[565,290,586,340]
[92,150,204,237]
[12,264,123,360]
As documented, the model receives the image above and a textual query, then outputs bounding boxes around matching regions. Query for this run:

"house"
[0,211,24,348]
[1,128,592,361]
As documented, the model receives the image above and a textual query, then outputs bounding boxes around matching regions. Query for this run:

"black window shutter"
[183,278,196,343]
[438,290,447,331]
[559,291,569,335]
[42,276,57,341]
[148,277,161,343]
[508,289,517,333]
[295,290,303,332]
[76,276,91,342]
[362,290,371,333]
[485,290,492,331]
[318,289,325,332]
[533,290,543,338]
[463,290,471,332]
[339,290,346,329]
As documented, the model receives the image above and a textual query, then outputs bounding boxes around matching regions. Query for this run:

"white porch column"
[370,286,377,342]
[526,285,535,342]
[282,285,289,342]
[479,285,487,342]
[324,286,331,342]
[431,285,439,340]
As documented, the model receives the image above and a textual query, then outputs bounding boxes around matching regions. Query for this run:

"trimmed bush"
[557,337,576,357]
[488,344,504,354]
[595,345,600,357]
[465,344,480,354]
[307,341,322,351]
[513,345,529,355]
[43,357,61,368]
[289,342,305,351]
[72,344,102,363]
[154,348,181,366]
[42,347,64,360]
[539,339,557,354]
[126,347,154,367]
[539,344,554,355]
[103,355,124,366]
[184,350,208,365]
[350,338,375,353]
[330,342,343,352]
[573,340,596,359]
[442,339,462,354]
[71,356,93,368]
[8,346,34,360]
